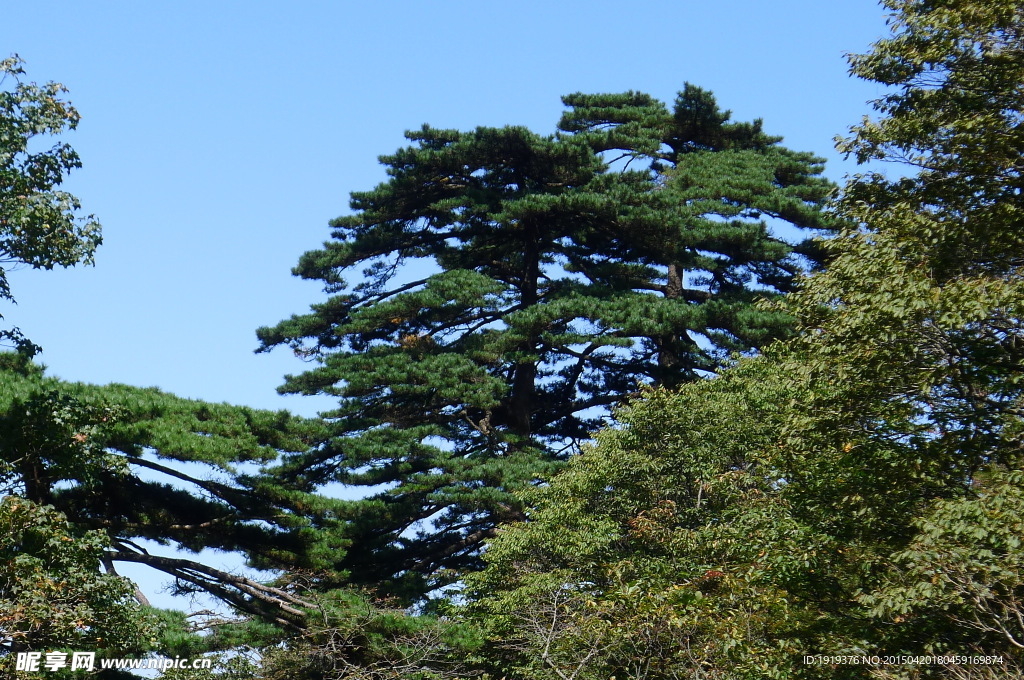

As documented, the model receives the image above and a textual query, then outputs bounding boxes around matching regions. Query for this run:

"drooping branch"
[110,546,314,629]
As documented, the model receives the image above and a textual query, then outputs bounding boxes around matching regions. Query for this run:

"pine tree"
[0,356,333,629]
[259,86,834,599]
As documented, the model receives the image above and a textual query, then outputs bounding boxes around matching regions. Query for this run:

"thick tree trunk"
[507,230,541,440]
[656,262,684,380]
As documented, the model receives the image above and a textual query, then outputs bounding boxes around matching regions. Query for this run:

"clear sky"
[2,1,888,421]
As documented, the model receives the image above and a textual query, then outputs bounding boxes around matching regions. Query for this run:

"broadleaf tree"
[0,55,101,355]
[0,496,156,677]
[466,360,856,680]
[259,85,836,600]
[781,0,1024,670]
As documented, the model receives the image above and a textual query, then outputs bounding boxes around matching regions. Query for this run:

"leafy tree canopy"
[0,55,101,354]
[0,497,155,677]
[467,361,836,680]
[781,0,1024,518]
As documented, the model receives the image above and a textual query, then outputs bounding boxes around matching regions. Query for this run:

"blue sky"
[2,1,888,421]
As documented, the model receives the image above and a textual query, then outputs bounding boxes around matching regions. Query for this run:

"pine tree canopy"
[0,355,333,628]
[258,85,837,600]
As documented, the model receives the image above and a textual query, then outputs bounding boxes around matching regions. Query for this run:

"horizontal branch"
[110,546,314,629]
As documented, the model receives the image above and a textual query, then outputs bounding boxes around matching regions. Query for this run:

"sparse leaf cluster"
[0,55,101,354]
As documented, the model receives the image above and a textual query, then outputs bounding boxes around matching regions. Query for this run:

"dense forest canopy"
[2,1,1023,678]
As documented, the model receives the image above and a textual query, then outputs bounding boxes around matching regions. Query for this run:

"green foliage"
[467,2,1024,676]
[0,497,155,677]
[259,86,834,600]
[158,654,261,680]
[789,0,1024,488]
[469,350,1022,677]
[158,655,261,680]
[468,360,866,680]
[252,589,485,680]
[770,7,1024,666]
[0,55,101,354]
[841,0,1024,210]
[155,587,486,680]
[863,468,1024,673]
[0,357,337,627]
